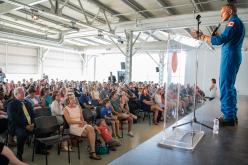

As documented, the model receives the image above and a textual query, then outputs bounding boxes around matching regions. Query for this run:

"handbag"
[96,143,109,155]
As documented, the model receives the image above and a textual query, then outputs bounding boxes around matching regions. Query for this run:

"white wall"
[185,44,248,96]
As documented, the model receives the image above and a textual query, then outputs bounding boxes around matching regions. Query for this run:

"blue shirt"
[79,95,92,107]
[100,106,112,118]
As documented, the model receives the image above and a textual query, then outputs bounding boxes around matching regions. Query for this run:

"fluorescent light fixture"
[172,34,202,47]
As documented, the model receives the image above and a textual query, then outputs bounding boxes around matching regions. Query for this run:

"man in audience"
[108,72,116,84]
[110,91,135,137]
[0,68,6,83]
[79,91,97,123]
[100,84,110,100]
[7,87,34,161]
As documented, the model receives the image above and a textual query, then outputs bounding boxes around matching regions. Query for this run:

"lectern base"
[159,128,204,150]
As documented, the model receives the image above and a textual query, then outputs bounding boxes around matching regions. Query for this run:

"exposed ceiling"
[0,0,248,53]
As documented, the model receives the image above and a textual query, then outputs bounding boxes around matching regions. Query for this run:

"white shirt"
[50,100,63,116]
[209,85,217,98]
[154,93,162,105]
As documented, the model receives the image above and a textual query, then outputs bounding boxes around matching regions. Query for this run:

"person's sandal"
[89,152,102,160]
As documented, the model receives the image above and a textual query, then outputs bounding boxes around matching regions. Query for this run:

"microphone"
[211,23,221,36]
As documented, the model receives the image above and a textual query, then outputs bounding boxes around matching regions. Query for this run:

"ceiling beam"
[156,0,176,15]
[58,0,106,24]
[0,0,47,14]
[122,0,154,18]
[95,8,248,33]
[88,0,129,21]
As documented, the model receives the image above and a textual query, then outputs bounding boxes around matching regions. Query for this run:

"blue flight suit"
[211,15,245,121]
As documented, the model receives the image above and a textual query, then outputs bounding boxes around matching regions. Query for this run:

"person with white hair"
[7,87,34,161]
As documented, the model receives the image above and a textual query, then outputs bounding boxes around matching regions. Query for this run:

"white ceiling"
[0,0,247,52]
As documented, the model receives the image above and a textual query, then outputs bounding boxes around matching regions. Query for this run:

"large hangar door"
[0,43,38,81]
[43,50,83,80]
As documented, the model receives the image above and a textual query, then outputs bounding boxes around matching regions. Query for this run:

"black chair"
[62,116,81,160]
[119,119,127,138]
[33,108,51,118]
[32,116,70,165]
[137,101,152,125]
[0,118,8,145]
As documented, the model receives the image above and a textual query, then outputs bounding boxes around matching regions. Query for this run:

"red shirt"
[98,125,112,142]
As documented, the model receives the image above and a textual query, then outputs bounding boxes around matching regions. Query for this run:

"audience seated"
[140,87,164,125]
[0,142,28,165]
[63,94,101,160]
[7,87,34,161]
[100,98,121,138]
[79,91,97,123]
[91,85,102,106]
[209,78,217,101]
[0,77,208,163]
[40,88,52,108]
[110,91,135,137]
[50,90,64,125]
[95,119,121,151]
[25,87,41,110]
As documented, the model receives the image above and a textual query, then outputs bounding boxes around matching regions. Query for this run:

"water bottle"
[213,118,219,134]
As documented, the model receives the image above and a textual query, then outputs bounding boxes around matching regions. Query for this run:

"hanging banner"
[172,51,178,73]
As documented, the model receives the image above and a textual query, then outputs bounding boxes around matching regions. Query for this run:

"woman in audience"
[51,90,73,152]
[25,87,41,109]
[91,85,101,106]
[63,94,101,160]
[209,78,217,101]
[140,87,164,125]
[59,87,67,105]
[40,87,52,108]
[154,88,164,109]
[50,90,64,125]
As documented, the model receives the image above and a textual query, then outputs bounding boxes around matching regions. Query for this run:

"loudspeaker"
[121,62,125,70]
[156,67,159,72]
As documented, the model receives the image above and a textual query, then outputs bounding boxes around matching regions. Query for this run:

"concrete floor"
[17,114,177,165]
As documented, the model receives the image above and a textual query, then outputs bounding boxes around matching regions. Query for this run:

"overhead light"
[31,9,39,21]
[117,36,124,44]
[97,30,104,39]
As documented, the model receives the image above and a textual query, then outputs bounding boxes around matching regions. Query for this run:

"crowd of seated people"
[0,78,206,163]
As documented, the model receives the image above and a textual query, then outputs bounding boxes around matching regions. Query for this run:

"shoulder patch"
[227,22,235,27]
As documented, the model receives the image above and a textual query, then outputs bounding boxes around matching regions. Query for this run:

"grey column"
[125,31,133,83]
[93,56,96,81]
[159,51,165,85]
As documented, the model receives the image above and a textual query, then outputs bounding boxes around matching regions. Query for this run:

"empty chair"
[33,108,51,118]
[32,116,70,165]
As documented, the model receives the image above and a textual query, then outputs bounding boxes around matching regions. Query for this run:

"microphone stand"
[173,14,212,130]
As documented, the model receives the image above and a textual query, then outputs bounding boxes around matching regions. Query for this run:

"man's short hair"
[223,3,237,14]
